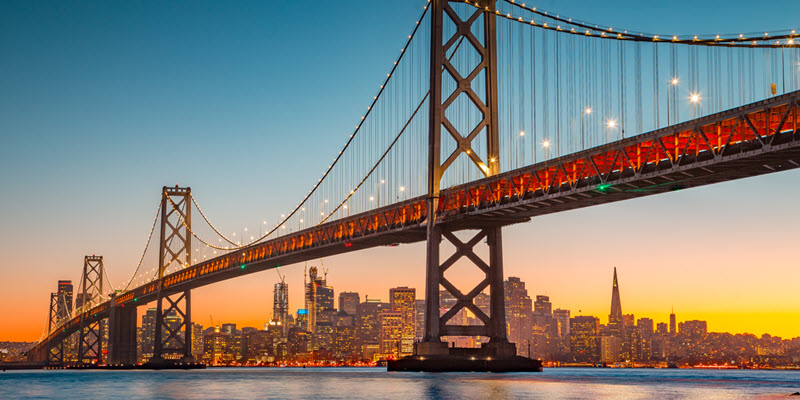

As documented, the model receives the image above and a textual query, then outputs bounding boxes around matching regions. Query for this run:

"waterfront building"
[139,308,157,361]
[504,277,533,357]
[570,316,600,362]
[379,311,402,359]
[600,335,621,363]
[333,311,357,360]
[389,286,416,356]
[415,299,425,342]
[356,298,388,360]
[553,308,571,356]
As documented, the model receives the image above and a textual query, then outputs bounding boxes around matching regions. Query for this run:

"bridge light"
[241,265,246,270]
[690,93,701,103]
[670,78,679,86]
[400,186,405,192]
[607,119,617,128]
[542,140,550,148]
[597,184,611,192]
[584,107,592,114]
[519,131,525,137]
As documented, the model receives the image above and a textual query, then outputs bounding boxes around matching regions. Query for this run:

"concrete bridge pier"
[107,295,137,365]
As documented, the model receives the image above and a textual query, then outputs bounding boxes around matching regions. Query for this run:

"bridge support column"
[149,186,195,366]
[108,294,137,365]
[77,255,105,365]
[389,0,539,372]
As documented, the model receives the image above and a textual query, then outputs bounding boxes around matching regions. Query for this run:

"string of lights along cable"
[38,0,800,342]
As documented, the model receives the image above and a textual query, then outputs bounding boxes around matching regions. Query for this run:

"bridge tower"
[150,186,194,365]
[392,0,539,371]
[46,292,64,365]
[77,255,105,365]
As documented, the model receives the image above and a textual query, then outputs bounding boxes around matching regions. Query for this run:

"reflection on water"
[1,367,799,400]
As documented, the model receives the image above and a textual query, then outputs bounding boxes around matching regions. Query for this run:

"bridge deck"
[32,90,800,357]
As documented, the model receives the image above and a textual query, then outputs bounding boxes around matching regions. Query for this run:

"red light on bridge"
[345,242,353,247]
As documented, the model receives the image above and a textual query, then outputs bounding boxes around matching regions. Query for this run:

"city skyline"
[2,0,800,346]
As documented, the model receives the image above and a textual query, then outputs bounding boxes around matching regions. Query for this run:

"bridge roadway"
[33,90,800,356]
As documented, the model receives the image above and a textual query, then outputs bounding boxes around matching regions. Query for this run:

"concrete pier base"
[388,342,542,372]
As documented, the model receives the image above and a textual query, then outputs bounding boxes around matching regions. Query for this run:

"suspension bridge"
[27,0,800,371]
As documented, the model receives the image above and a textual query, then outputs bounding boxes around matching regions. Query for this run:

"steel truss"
[421,0,513,353]
[152,186,193,363]
[431,227,507,340]
[46,293,64,365]
[77,255,104,364]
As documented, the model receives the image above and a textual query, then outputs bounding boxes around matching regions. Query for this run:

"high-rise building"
[608,268,623,338]
[273,281,289,334]
[191,323,204,358]
[637,318,654,338]
[534,295,552,315]
[553,308,571,356]
[316,285,335,311]
[139,308,157,361]
[389,287,416,356]
[379,311,402,359]
[287,327,310,358]
[338,292,360,316]
[656,322,668,336]
[356,298,388,360]
[678,320,707,338]
[304,266,328,334]
[669,309,677,336]
[570,316,600,362]
[333,311,357,360]
[600,335,621,363]
[504,277,533,357]
[553,309,571,338]
[415,299,425,342]
[56,280,73,322]
[315,308,336,352]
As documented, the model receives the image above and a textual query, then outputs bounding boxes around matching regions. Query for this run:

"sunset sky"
[2,0,799,342]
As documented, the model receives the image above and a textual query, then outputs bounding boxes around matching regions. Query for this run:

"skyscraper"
[56,280,73,322]
[338,292,360,316]
[273,281,288,334]
[504,277,533,357]
[139,308,157,361]
[570,316,600,362]
[669,308,677,336]
[356,298,388,360]
[534,295,552,315]
[415,299,425,342]
[304,266,327,334]
[608,268,623,338]
[389,287,416,356]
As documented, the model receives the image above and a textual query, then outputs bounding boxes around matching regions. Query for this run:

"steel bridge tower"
[150,186,195,365]
[391,0,539,371]
[77,255,105,364]
[46,292,64,365]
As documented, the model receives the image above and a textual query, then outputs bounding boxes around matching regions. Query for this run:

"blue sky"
[2,0,800,340]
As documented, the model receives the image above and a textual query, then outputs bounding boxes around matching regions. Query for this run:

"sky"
[1,0,800,341]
